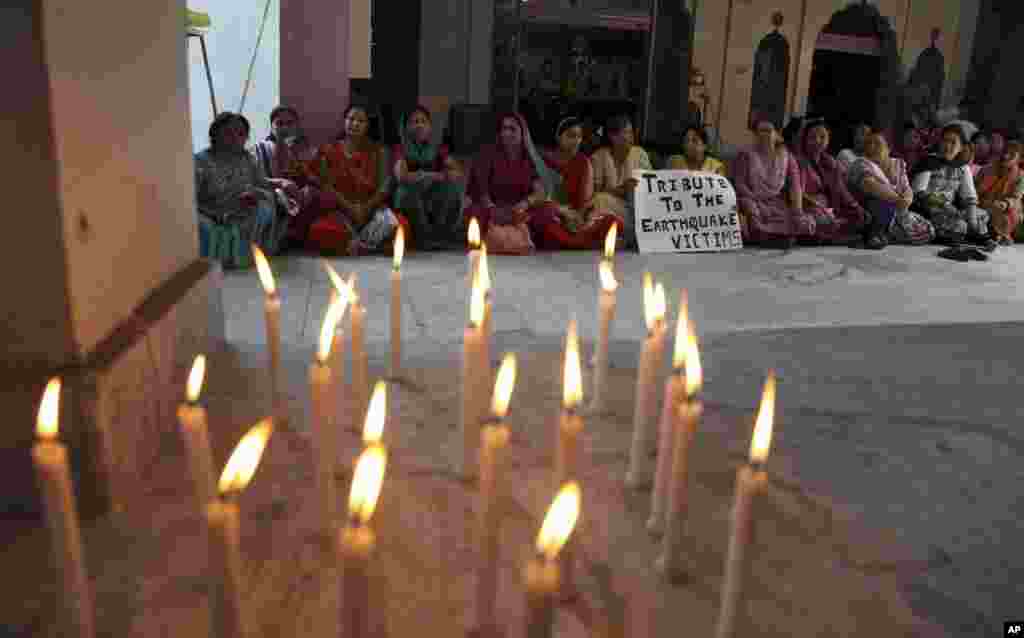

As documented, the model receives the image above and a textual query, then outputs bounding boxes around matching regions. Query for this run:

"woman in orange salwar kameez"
[539,116,622,250]
[976,141,1024,246]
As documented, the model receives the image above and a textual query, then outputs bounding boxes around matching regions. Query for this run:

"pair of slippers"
[937,245,990,262]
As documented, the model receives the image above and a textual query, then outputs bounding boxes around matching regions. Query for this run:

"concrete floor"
[221,244,1024,637]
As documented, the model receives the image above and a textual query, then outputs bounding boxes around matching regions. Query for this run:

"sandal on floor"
[964,247,990,261]
[937,247,970,262]
[865,235,887,250]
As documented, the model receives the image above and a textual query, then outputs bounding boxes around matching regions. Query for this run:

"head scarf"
[400,106,438,167]
[496,112,561,197]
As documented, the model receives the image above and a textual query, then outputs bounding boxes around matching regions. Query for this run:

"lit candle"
[340,444,388,638]
[556,320,584,484]
[252,245,284,425]
[658,310,703,582]
[32,378,95,638]
[362,381,387,447]
[177,355,217,515]
[207,419,274,638]
[349,274,369,428]
[324,263,352,431]
[390,226,405,379]
[479,242,493,363]
[715,373,775,638]
[475,353,517,635]
[648,291,690,536]
[466,217,481,292]
[626,276,667,488]
[457,268,487,479]
[603,222,617,265]
[311,295,348,536]
[590,260,618,414]
[524,482,581,638]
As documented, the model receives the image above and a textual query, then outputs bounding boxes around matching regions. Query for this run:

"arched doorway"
[806,2,901,151]
[748,12,790,131]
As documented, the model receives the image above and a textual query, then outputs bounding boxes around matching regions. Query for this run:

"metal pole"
[197,35,219,117]
[239,0,274,113]
[642,0,660,143]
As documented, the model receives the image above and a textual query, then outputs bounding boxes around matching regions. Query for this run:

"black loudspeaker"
[446,104,497,155]
[645,2,694,145]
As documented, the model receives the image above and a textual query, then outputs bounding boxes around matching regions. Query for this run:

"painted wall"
[187,0,281,151]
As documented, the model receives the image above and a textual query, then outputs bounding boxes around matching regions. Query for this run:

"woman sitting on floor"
[836,122,871,170]
[847,131,935,247]
[252,106,318,229]
[195,112,290,268]
[975,140,1024,246]
[795,118,869,245]
[463,112,563,254]
[731,117,809,248]
[538,116,622,250]
[666,125,726,175]
[590,114,653,248]
[292,104,404,255]
[910,124,993,248]
[392,105,465,250]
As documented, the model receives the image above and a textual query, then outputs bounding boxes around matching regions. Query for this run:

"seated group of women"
[197,105,691,266]
[733,116,1024,251]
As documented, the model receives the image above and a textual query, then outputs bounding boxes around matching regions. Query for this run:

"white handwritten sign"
[632,169,742,253]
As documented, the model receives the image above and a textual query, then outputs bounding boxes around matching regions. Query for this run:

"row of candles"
[30,219,776,638]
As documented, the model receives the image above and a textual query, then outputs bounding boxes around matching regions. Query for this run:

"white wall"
[188,0,281,151]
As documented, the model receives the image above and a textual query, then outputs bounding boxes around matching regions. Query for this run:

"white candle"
[525,483,581,638]
[390,227,405,379]
[659,313,704,580]
[466,217,481,292]
[591,260,618,414]
[341,444,388,638]
[475,354,517,635]
[208,419,274,638]
[458,269,488,479]
[479,243,493,368]
[33,379,95,638]
[626,277,667,488]
[178,355,217,515]
[252,246,283,425]
[715,373,775,638]
[311,296,348,536]
[649,291,690,535]
[349,274,369,429]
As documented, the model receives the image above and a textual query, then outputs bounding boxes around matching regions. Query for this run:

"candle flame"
[749,372,776,464]
[252,244,276,296]
[348,444,387,524]
[186,355,206,403]
[317,295,349,363]
[684,329,702,396]
[491,353,517,418]
[393,226,405,269]
[469,270,485,328]
[36,377,61,440]
[323,262,352,303]
[654,283,667,320]
[535,482,581,560]
[218,418,273,495]
[642,272,654,330]
[603,223,617,259]
[563,320,583,408]
[478,243,491,293]
[672,291,689,369]
[362,381,387,444]
[468,218,481,248]
[599,260,618,292]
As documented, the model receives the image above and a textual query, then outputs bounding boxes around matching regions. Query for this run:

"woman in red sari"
[464,113,564,253]
[539,116,622,249]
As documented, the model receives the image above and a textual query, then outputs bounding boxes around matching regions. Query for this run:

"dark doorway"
[807,49,881,153]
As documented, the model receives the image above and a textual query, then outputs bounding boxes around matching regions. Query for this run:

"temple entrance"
[805,3,901,153]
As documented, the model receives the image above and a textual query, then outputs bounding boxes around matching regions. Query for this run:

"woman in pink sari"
[731,117,810,248]
[464,113,564,253]
[795,118,869,244]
